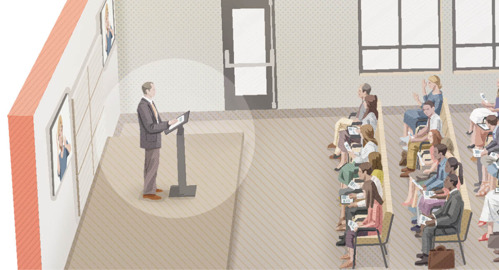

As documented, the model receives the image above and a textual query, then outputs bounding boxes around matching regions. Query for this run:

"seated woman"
[402,76,443,138]
[477,160,499,197]
[334,95,378,169]
[417,157,462,219]
[402,130,442,206]
[467,80,499,147]
[337,125,379,187]
[340,180,384,269]
[470,115,497,158]
[477,190,499,242]
[337,152,383,228]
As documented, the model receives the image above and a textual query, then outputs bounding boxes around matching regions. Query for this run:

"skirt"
[338,163,359,185]
[469,108,496,124]
[403,109,427,133]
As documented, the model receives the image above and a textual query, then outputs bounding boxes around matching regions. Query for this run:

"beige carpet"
[66,133,243,269]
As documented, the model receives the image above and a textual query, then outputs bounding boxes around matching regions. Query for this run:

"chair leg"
[457,234,466,265]
[383,244,388,255]
[353,237,357,269]
[378,234,388,268]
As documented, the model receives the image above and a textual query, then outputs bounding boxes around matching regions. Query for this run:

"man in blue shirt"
[423,144,448,191]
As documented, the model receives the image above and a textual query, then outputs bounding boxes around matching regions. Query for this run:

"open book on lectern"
[165,110,190,135]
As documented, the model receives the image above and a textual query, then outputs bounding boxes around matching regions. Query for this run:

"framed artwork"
[49,93,73,197]
[100,0,116,66]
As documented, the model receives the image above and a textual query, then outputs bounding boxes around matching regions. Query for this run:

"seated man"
[336,162,383,244]
[328,83,371,151]
[400,100,443,177]
[415,174,464,266]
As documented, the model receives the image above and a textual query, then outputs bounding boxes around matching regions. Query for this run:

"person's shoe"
[466,130,473,135]
[475,182,482,187]
[471,156,477,162]
[340,254,350,260]
[156,189,163,193]
[494,257,499,263]
[327,143,336,149]
[330,154,341,160]
[479,233,489,242]
[478,221,487,227]
[414,232,422,238]
[415,254,428,266]
[416,253,425,258]
[143,194,162,200]
[467,144,476,149]
[411,219,418,225]
[400,170,414,178]
[411,225,421,232]
[339,260,353,269]
[336,239,346,246]
[494,249,499,255]
[401,167,412,172]
[474,187,481,193]
[339,234,345,239]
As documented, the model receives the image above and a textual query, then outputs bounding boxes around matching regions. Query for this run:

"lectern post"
[169,126,197,197]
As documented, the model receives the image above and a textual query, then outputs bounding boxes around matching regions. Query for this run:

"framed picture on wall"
[100,0,116,66]
[49,93,73,197]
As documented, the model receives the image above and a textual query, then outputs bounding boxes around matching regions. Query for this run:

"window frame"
[358,0,442,73]
[453,0,498,71]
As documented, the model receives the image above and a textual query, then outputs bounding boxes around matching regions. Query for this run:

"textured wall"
[116,0,498,112]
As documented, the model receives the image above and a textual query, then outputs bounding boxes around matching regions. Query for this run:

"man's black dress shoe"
[415,254,428,266]
[336,239,346,246]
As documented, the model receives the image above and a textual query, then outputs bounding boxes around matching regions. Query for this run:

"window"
[359,0,441,72]
[454,0,498,70]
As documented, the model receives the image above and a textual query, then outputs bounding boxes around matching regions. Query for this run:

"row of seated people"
[326,85,383,268]
[467,110,499,196]
[336,160,384,269]
[466,81,499,262]
[397,77,468,266]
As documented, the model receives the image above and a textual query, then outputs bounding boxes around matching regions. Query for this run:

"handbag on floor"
[428,245,454,269]
[489,232,499,249]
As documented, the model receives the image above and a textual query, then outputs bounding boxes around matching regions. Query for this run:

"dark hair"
[423,100,435,108]
[363,180,383,208]
[362,83,372,95]
[436,144,448,156]
[363,95,379,120]
[447,157,463,185]
[368,152,383,171]
[486,115,498,126]
[448,174,459,187]
[358,162,373,176]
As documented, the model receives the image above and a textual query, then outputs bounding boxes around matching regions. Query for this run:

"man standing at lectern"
[137,82,177,200]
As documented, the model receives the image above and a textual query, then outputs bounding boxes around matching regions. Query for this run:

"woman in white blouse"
[337,124,379,187]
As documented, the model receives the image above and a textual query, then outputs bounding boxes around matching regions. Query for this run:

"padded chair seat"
[355,235,380,245]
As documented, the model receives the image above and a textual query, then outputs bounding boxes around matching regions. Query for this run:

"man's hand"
[349,193,357,199]
[168,119,178,125]
[481,149,488,157]
[423,169,431,174]
[348,202,358,208]
[426,220,436,227]
[422,185,427,191]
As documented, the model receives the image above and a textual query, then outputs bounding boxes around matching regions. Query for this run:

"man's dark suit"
[422,190,464,254]
[137,98,170,195]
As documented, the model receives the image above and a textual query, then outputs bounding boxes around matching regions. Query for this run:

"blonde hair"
[105,3,109,17]
[57,115,63,150]
[428,75,442,89]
